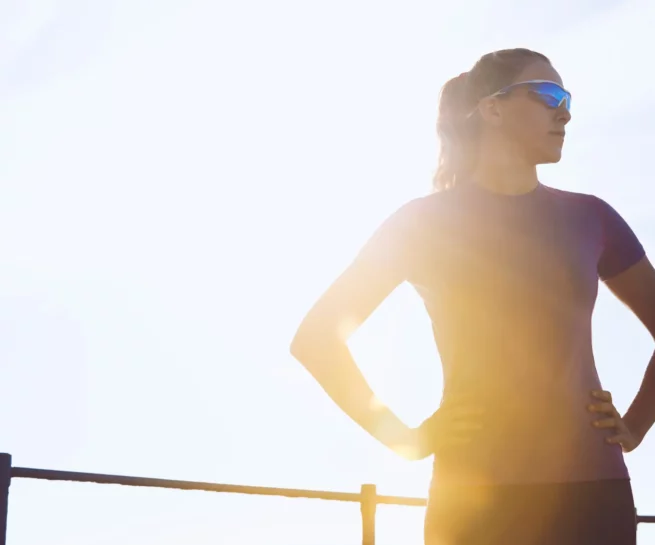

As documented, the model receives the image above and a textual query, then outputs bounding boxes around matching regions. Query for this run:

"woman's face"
[485,60,572,165]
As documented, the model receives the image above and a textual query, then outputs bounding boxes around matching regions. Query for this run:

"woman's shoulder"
[393,188,464,226]
[389,187,456,215]
[539,183,598,202]
[377,190,461,243]
[410,184,470,209]
[539,184,608,215]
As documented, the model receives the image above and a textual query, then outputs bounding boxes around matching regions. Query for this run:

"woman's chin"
[539,148,563,164]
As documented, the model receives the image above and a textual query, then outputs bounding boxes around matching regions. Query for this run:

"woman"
[290,48,655,544]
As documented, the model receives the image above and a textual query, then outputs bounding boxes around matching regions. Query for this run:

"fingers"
[447,406,486,420]
[605,433,638,453]
[434,404,486,426]
[588,396,621,429]
[443,408,486,434]
[422,407,485,432]
[420,402,487,455]
[605,433,627,445]
[587,391,638,452]
[587,401,617,415]
[591,389,612,402]
[592,417,618,429]
[451,421,484,432]
[424,402,484,420]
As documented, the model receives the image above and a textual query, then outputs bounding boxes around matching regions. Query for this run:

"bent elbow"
[290,321,339,364]
[290,323,317,363]
[289,331,308,362]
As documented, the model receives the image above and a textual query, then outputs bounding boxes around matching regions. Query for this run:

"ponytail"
[433,72,477,192]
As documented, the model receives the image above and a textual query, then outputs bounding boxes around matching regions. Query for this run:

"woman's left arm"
[603,256,655,448]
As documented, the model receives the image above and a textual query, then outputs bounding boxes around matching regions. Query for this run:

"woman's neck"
[470,146,539,196]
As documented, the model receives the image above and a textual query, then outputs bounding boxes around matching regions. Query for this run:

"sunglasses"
[467,80,571,118]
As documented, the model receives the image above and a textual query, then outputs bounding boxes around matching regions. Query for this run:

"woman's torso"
[405,182,630,485]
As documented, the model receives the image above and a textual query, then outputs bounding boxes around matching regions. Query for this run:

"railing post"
[0,454,11,545]
[360,484,377,545]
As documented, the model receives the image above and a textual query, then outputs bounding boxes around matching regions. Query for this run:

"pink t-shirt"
[358,182,645,484]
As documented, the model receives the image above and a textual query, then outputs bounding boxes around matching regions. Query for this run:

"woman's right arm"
[290,201,427,459]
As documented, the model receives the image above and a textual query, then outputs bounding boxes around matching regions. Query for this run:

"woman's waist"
[439,338,595,383]
[431,441,629,485]
[440,364,601,411]
[440,384,603,442]
[430,402,628,485]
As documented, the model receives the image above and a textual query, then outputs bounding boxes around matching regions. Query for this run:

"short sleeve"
[596,197,645,281]
[354,198,424,282]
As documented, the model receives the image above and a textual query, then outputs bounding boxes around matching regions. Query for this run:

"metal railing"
[0,453,653,544]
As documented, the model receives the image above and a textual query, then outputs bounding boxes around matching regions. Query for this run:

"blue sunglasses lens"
[527,82,571,111]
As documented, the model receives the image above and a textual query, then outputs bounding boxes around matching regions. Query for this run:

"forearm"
[292,337,414,455]
[623,348,655,444]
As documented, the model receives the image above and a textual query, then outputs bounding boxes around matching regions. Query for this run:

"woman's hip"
[424,478,636,545]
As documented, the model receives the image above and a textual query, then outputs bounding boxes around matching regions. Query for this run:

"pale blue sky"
[0,1,654,543]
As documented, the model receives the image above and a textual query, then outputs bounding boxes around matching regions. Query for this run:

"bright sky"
[1,0,654,543]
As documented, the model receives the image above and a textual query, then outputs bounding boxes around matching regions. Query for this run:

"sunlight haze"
[0,1,654,543]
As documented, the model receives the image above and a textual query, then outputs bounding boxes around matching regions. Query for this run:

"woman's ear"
[476,96,503,127]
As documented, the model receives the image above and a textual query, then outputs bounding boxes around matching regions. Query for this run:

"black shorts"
[424,479,636,545]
